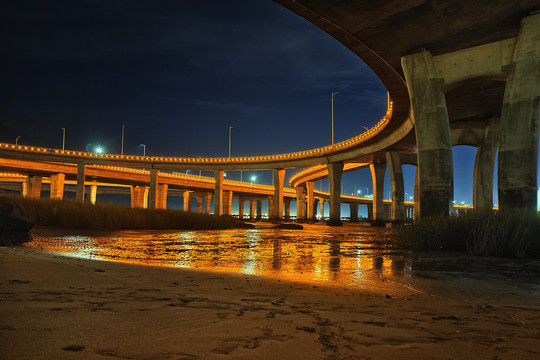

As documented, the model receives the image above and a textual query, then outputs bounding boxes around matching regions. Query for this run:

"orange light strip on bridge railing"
[0,102,392,164]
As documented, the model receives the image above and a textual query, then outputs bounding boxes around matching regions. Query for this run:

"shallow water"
[26,223,540,296]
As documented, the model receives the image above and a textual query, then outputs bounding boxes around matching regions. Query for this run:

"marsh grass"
[396,210,540,258]
[9,195,235,230]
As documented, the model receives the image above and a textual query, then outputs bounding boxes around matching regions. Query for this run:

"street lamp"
[357,189,361,197]
[331,91,340,145]
[121,125,125,155]
[228,126,233,158]
[250,176,256,185]
[140,143,146,156]
[60,127,65,150]
[15,136,20,145]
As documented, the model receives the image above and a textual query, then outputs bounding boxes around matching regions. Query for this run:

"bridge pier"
[268,196,274,219]
[386,151,405,222]
[183,191,191,212]
[402,50,453,218]
[350,203,359,222]
[204,192,212,214]
[473,117,499,211]
[213,170,224,215]
[370,163,387,223]
[24,176,42,199]
[327,162,344,226]
[238,198,245,219]
[131,186,146,208]
[295,185,306,221]
[148,169,159,209]
[498,14,540,213]
[273,169,284,220]
[284,199,291,221]
[256,199,262,220]
[76,164,85,202]
[89,184,97,205]
[249,199,255,220]
[306,181,315,221]
[49,173,65,200]
[195,193,203,213]
[223,190,233,215]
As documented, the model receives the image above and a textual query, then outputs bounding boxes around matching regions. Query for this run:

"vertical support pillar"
[158,184,168,209]
[367,204,373,221]
[474,117,499,211]
[204,193,212,214]
[402,50,453,218]
[498,14,540,213]
[327,162,344,226]
[256,199,262,220]
[223,190,233,215]
[268,196,274,220]
[249,199,255,220]
[183,191,191,212]
[89,184,97,205]
[313,198,320,220]
[214,170,224,215]
[76,163,85,202]
[149,169,159,209]
[370,163,387,223]
[350,203,359,222]
[196,194,203,213]
[49,173,65,200]
[143,187,149,209]
[386,151,405,222]
[22,179,28,197]
[26,176,42,199]
[306,181,315,220]
[238,198,245,219]
[295,185,306,221]
[273,169,285,219]
[131,185,146,208]
[284,199,291,221]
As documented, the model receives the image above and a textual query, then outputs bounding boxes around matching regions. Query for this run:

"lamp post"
[140,144,146,156]
[15,136,20,145]
[60,127,65,150]
[331,91,340,145]
[250,175,256,185]
[228,126,233,158]
[121,125,125,155]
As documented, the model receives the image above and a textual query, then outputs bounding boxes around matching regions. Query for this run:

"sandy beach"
[1,244,539,360]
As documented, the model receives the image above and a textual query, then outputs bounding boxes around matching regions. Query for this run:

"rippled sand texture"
[1,224,539,359]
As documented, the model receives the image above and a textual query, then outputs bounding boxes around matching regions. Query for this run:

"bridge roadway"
[1,2,538,224]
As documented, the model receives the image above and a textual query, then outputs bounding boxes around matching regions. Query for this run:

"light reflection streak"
[26,224,409,287]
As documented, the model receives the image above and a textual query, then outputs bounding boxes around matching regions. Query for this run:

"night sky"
[1,1,538,210]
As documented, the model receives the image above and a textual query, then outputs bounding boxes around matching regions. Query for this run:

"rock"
[272,223,303,230]
[0,197,33,239]
[234,221,255,229]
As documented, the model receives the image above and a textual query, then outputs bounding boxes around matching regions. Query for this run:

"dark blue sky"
[1,1,538,209]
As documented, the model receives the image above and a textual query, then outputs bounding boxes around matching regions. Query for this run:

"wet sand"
[1,242,539,359]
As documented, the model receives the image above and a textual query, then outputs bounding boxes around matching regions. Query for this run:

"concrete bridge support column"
[474,117,499,211]
[367,204,373,221]
[196,194,203,213]
[183,191,191,212]
[498,15,540,213]
[130,186,146,208]
[402,50,453,218]
[148,169,159,209]
[238,198,245,219]
[273,169,285,220]
[327,162,344,226]
[76,164,86,202]
[306,181,315,221]
[268,196,274,220]
[295,185,306,221]
[214,170,224,215]
[205,193,212,214]
[256,199,262,220]
[350,203,359,222]
[249,199,255,220]
[284,199,291,221]
[386,151,405,222]
[49,173,65,200]
[370,163,387,223]
[313,198,321,221]
[24,176,42,199]
[89,184,97,205]
[159,184,168,209]
[223,191,233,216]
